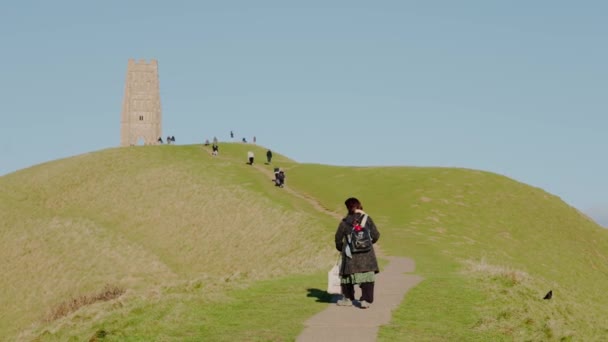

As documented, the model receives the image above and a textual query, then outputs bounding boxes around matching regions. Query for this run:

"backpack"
[348,214,373,253]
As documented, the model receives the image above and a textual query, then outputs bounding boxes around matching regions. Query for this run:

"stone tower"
[120,59,162,146]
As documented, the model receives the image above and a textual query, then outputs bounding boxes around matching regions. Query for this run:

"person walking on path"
[266,149,273,164]
[334,197,380,309]
[273,168,285,187]
[247,151,255,165]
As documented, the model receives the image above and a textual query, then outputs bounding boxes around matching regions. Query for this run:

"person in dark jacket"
[266,149,273,164]
[276,169,285,187]
[334,197,380,308]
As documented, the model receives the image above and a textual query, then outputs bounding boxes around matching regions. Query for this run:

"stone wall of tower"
[120,59,162,146]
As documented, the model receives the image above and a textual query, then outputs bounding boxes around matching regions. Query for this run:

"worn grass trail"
[203,145,423,341]
[297,257,423,342]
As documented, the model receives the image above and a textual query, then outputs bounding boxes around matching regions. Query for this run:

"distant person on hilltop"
[334,197,380,309]
[166,136,171,145]
[242,137,247,143]
[212,143,219,156]
[230,130,234,139]
[158,137,163,144]
[247,151,254,165]
[213,136,218,145]
[266,150,273,164]
[253,136,257,144]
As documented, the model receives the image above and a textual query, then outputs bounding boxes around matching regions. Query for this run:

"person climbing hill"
[273,168,285,187]
[334,197,380,309]
[247,151,254,165]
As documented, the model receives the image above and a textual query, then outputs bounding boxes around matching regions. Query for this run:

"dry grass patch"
[461,258,590,340]
[464,258,529,286]
[45,284,125,322]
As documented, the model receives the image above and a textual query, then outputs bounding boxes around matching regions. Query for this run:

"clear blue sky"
[1,1,607,225]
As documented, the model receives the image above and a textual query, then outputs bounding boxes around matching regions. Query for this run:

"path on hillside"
[297,258,423,342]
[251,162,343,220]
[202,147,423,341]
[203,148,341,220]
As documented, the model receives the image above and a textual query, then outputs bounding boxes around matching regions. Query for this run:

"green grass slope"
[0,144,333,340]
[286,164,608,340]
[2,144,608,340]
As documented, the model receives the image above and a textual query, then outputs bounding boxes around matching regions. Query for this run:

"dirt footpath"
[297,256,423,342]
[205,149,424,341]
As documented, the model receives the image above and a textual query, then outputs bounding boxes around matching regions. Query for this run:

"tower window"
[139,115,144,121]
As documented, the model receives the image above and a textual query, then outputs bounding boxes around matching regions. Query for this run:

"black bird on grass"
[543,290,552,300]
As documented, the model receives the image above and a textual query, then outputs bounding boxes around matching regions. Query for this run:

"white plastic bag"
[327,263,342,295]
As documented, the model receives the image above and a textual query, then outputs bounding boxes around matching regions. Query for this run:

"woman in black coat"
[334,197,380,308]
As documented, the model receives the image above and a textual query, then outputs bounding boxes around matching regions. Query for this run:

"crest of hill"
[2,143,608,340]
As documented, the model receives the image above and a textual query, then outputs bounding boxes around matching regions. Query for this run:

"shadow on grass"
[306,288,338,303]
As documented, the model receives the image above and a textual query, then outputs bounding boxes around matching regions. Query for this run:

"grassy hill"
[286,164,608,340]
[2,143,608,340]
